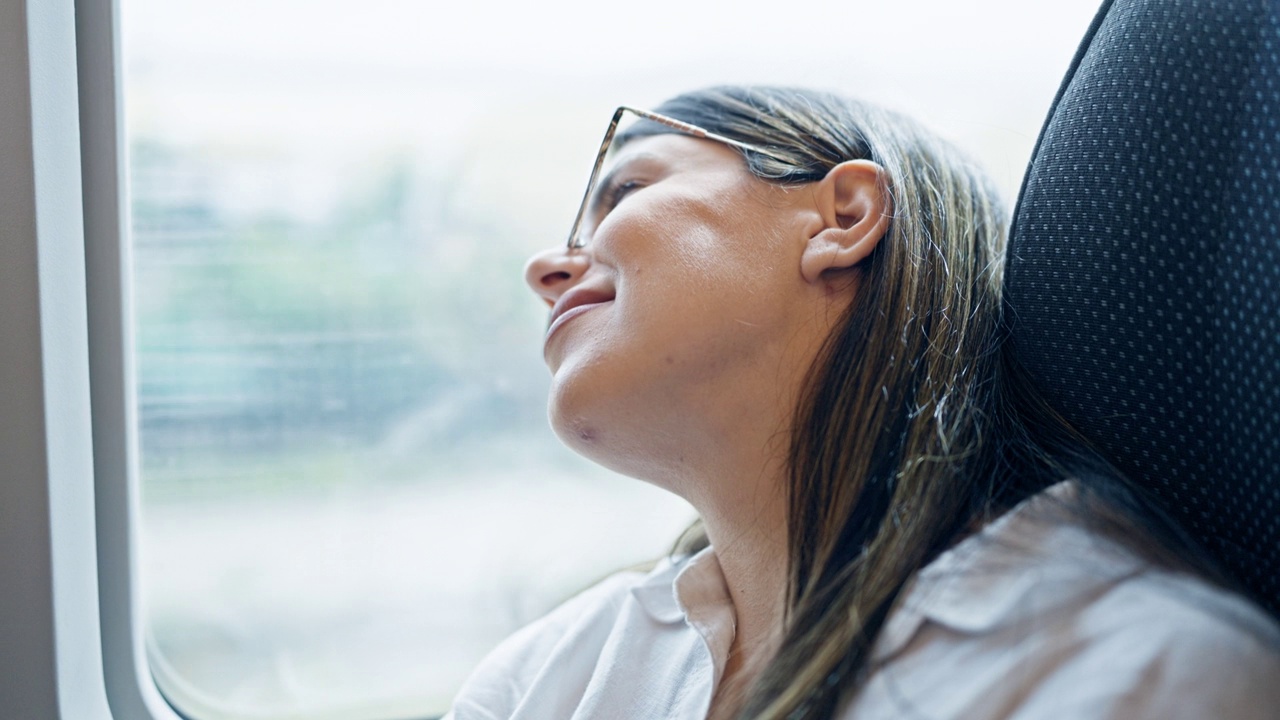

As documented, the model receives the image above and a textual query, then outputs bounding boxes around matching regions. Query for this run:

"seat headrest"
[1007,0,1280,616]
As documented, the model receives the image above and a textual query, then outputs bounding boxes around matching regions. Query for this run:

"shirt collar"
[631,547,737,684]
[630,482,1146,669]
[631,547,732,626]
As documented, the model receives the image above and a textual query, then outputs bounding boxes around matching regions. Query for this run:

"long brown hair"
[626,86,1222,718]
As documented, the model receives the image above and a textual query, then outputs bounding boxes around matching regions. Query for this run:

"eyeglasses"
[565,106,790,249]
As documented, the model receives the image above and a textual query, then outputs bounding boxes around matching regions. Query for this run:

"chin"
[547,377,610,458]
[546,345,622,449]
[548,396,691,503]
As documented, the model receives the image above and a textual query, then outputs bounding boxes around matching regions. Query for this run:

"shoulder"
[854,483,1280,720]
[1046,567,1280,718]
[990,488,1280,719]
[968,569,1280,720]
[445,562,666,720]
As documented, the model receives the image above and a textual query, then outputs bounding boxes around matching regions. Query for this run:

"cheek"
[606,197,797,364]
[544,178,803,444]
[609,191,778,291]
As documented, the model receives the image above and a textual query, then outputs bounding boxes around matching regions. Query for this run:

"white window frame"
[0,0,181,717]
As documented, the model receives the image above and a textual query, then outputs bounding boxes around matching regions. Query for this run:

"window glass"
[122,1,1100,717]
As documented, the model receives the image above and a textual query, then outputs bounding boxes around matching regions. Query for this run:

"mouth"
[546,286,615,340]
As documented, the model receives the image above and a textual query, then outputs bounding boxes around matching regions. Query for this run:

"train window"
[119,1,1100,717]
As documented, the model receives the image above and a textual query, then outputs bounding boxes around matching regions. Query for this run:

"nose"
[524,247,590,308]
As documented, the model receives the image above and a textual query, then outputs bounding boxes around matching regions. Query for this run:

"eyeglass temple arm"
[622,106,787,161]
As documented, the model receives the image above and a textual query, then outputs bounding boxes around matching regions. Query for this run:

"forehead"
[603,132,744,173]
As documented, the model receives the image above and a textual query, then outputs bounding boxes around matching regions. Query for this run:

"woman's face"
[524,133,848,493]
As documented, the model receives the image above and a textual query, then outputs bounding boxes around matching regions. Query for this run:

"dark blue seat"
[1007,0,1280,617]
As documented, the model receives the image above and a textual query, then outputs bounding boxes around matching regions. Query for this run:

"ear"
[800,160,892,284]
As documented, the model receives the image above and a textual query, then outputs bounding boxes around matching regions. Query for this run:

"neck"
[699,476,789,708]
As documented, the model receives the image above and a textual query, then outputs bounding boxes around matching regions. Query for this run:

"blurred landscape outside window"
[123,1,1102,718]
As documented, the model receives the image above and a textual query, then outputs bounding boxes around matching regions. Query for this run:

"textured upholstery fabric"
[1007,0,1280,617]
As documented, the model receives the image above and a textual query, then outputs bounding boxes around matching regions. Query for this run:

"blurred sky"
[125,0,1099,76]
[121,0,1108,250]
[122,0,1105,200]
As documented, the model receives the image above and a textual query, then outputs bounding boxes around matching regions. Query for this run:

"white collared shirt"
[446,484,1280,719]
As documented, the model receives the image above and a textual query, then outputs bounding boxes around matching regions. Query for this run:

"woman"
[448,86,1280,719]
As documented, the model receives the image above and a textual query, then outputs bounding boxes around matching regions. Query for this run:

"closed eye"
[600,177,644,213]
[587,152,664,225]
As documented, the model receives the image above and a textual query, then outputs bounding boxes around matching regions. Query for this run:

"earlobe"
[800,160,892,284]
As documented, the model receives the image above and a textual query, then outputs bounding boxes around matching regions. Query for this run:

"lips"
[546,286,615,340]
